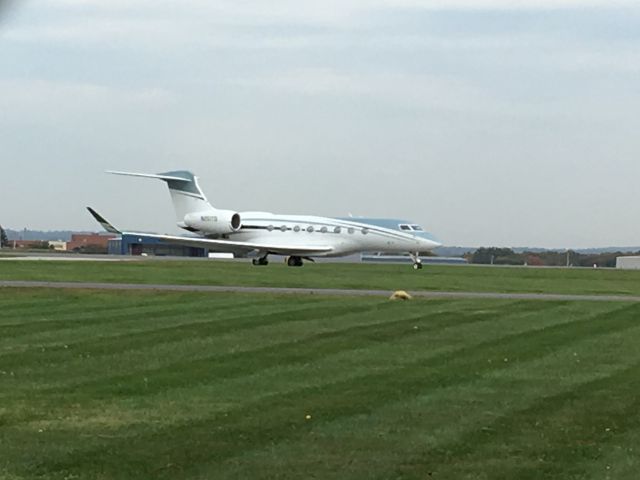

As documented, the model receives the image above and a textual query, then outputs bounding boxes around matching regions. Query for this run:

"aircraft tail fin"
[106,170,214,224]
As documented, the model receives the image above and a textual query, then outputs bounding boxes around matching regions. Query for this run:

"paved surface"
[1,280,639,302]
[0,256,133,262]
[0,253,362,263]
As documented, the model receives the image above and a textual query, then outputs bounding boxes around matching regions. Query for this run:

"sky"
[1,0,640,248]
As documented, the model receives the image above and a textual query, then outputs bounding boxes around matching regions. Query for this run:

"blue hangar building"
[108,234,208,257]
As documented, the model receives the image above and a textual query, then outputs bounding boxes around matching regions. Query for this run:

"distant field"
[1,288,640,479]
[2,259,640,296]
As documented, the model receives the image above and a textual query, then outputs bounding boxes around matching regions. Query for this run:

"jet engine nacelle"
[183,210,242,234]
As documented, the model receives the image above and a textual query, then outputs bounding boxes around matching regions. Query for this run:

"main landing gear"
[252,255,269,266]
[409,252,423,270]
[251,255,311,267]
[286,256,304,267]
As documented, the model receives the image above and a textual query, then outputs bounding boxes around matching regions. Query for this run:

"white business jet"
[88,170,441,269]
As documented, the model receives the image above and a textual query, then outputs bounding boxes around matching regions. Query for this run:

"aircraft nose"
[417,235,441,250]
[424,238,441,249]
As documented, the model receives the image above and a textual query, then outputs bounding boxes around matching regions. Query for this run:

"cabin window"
[320,226,328,233]
[334,226,342,234]
[307,226,314,233]
[362,228,369,235]
[399,224,411,231]
[293,225,301,232]
[280,225,287,232]
[348,227,355,234]
[267,225,274,232]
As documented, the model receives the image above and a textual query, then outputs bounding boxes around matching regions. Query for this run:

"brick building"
[67,233,116,252]
[8,240,47,249]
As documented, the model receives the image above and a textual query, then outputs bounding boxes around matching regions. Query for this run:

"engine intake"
[183,210,242,234]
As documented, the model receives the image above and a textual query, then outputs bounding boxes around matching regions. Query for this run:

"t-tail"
[106,170,241,234]
[107,170,212,226]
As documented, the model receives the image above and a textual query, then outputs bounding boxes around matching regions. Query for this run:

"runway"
[1,280,639,302]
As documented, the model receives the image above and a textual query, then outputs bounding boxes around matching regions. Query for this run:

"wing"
[120,232,333,256]
[87,207,333,256]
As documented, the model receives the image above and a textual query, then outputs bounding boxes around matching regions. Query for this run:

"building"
[616,256,640,270]
[108,234,208,257]
[8,240,47,249]
[67,233,116,252]
[48,240,67,251]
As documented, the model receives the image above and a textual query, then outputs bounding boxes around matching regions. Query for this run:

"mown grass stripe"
[2,299,520,422]
[30,302,639,478]
[403,360,640,479]
[0,296,270,340]
[4,283,640,480]
[1,300,583,401]
[47,299,511,397]
[6,300,439,395]
[0,299,365,373]
[221,324,640,480]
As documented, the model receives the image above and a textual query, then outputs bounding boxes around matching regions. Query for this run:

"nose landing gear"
[409,252,423,270]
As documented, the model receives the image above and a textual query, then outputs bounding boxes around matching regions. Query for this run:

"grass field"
[3,259,640,296]
[2,286,640,479]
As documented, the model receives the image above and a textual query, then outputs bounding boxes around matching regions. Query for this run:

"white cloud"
[232,68,507,114]
[4,0,640,245]
[3,19,174,45]
[39,0,640,29]
[8,0,636,58]
[372,0,637,8]
[0,80,176,121]
[48,0,639,11]
[544,49,640,73]
[231,65,640,125]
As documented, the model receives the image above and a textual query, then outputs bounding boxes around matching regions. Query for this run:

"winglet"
[87,207,121,234]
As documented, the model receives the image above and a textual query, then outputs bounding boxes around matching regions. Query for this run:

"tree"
[0,225,7,248]
[470,247,517,265]
[30,241,52,250]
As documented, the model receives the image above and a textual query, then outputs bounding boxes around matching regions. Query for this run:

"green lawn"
[1,288,639,479]
[2,259,640,296]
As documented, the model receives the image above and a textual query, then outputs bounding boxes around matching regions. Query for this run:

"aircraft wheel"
[413,262,423,270]
[287,256,303,267]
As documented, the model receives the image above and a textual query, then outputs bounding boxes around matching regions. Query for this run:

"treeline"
[5,229,78,241]
[467,247,636,268]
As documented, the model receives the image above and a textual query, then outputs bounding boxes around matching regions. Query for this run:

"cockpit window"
[411,224,424,231]
[399,224,411,231]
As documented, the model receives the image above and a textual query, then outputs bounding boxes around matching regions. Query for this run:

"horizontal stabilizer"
[86,207,121,234]
[105,169,211,223]
[106,170,191,182]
